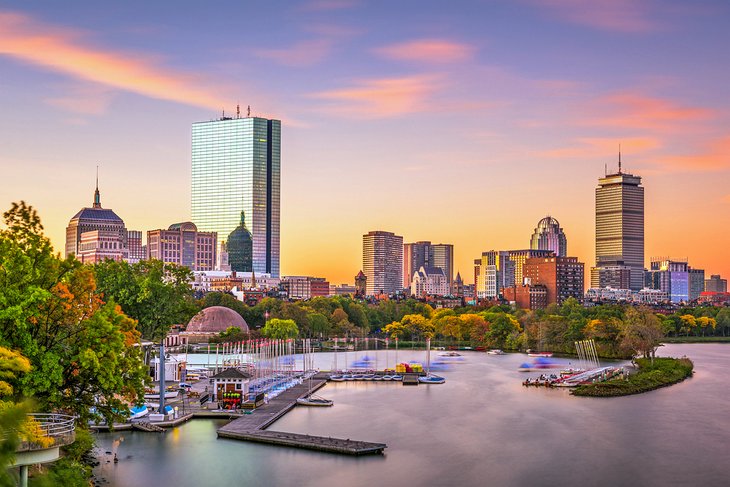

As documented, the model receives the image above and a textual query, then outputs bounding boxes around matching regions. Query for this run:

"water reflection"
[94,344,730,487]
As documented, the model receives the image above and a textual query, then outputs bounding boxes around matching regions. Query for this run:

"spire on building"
[618,144,622,174]
[93,166,101,208]
[250,269,257,289]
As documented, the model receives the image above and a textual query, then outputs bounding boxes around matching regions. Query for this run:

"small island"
[572,357,694,397]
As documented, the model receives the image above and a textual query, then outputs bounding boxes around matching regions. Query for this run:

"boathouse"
[210,368,252,407]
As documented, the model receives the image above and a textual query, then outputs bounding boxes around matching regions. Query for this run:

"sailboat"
[329,337,345,381]
[419,338,446,384]
[297,338,333,407]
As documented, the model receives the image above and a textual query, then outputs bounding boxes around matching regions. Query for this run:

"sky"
[1,0,729,285]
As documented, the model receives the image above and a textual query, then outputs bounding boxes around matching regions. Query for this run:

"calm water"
[94,344,730,487]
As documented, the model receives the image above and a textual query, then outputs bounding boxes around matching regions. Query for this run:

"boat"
[144,390,179,400]
[329,374,345,382]
[391,375,403,381]
[487,349,505,355]
[129,405,149,420]
[527,352,553,358]
[419,374,446,384]
[296,395,333,407]
[438,351,462,357]
[353,374,365,380]
[382,375,393,381]
[343,374,354,381]
[372,375,383,381]
[362,374,375,381]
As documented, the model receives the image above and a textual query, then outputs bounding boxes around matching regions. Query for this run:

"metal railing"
[16,413,76,451]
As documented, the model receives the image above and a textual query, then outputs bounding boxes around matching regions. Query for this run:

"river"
[93,343,729,486]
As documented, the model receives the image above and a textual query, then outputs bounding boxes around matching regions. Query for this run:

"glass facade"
[192,117,281,277]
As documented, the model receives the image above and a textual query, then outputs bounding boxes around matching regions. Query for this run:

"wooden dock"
[217,376,386,455]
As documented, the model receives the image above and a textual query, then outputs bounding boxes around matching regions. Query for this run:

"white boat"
[143,390,179,400]
[382,375,393,381]
[129,405,149,420]
[438,351,462,357]
[391,375,403,381]
[419,374,446,384]
[527,352,553,358]
[329,374,345,382]
[297,395,333,407]
[487,349,505,355]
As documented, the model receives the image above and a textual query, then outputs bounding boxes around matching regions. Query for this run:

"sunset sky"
[1,0,729,284]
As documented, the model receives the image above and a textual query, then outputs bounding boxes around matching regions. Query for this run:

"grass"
[662,336,730,343]
[571,357,694,397]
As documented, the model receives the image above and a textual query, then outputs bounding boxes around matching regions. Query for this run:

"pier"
[217,373,387,455]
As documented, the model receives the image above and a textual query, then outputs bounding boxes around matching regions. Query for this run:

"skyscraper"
[474,250,515,298]
[65,180,127,259]
[530,216,567,257]
[363,231,403,296]
[592,158,644,291]
[146,222,217,271]
[191,113,281,277]
[227,211,254,273]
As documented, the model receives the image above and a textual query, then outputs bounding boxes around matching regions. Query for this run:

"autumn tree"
[619,307,664,361]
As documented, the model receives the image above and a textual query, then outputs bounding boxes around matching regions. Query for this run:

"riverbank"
[572,357,694,397]
[662,336,730,343]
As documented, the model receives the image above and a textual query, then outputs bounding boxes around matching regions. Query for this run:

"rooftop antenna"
[222,108,225,118]
[236,104,240,118]
[93,165,101,208]
[247,105,251,117]
[618,143,622,174]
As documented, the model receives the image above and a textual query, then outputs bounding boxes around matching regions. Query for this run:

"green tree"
[261,318,298,339]
[620,307,664,361]
[94,259,197,340]
[307,313,330,337]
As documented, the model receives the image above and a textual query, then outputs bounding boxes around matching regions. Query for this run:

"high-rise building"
[530,216,567,257]
[474,251,515,299]
[523,256,584,305]
[76,230,127,264]
[147,222,217,271]
[705,274,728,293]
[191,113,281,277]
[126,230,145,263]
[507,249,554,285]
[65,181,127,258]
[592,160,644,291]
[647,258,689,303]
[363,231,403,296]
[689,268,705,302]
[403,241,454,289]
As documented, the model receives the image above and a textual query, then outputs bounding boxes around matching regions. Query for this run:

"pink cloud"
[0,11,231,109]
[659,136,730,172]
[530,0,658,33]
[585,92,714,131]
[310,75,443,118]
[375,39,475,64]
[540,137,660,159]
[255,39,333,67]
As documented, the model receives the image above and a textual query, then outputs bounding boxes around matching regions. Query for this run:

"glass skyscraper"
[192,115,281,277]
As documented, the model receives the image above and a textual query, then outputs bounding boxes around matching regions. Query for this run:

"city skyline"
[2,1,730,284]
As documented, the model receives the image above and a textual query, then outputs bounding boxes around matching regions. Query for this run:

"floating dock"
[217,374,386,455]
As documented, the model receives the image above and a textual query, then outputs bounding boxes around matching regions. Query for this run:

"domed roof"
[186,306,249,334]
[227,211,253,273]
[537,216,560,229]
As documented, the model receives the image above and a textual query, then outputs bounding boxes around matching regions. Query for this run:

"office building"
[705,274,727,293]
[474,251,515,299]
[507,249,554,285]
[76,230,127,264]
[523,256,584,305]
[227,211,254,273]
[403,241,453,289]
[126,230,145,263]
[503,284,549,310]
[147,222,217,271]
[282,276,330,300]
[65,181,127,258]
[689,268,705,302]
[647,259,689,303]
[592,160,644,290]
[363,231,403,296]
[191,112,281,277]
[530,216,567,257]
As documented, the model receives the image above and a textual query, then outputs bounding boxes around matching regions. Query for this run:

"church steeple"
[93,166,101,208]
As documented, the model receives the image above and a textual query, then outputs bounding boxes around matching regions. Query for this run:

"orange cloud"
[310,75,442,118]
[0,11,230,109]
[659,136,730,172]
[255,39,333,67]
[530,0,657,33]
[723,194,730,204]
[375,39,475,64]
[586,92,714,131]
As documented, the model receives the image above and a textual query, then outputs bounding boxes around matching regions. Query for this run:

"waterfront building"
[530,216,567,257]
[523,256,584,305]
[146,222,217,271]
[646,258,689,303]
[65,181,127,258]
[227,211,254,273]
[363,231,403,296]
[210,368,251,404]
[126,230,145,263]
[192,270,279,293]
[281,276,330,300]
[503,284,548,310]
[474,251,515,299]
[191,112,281,277]
[593,160,645,290]
[705,274,728,293]
[330,284,357,296]
[411,266,449,297]
[507,249,554,285]
[689,268,705,301]
[403,241,454,289]
[76,230,127,264]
